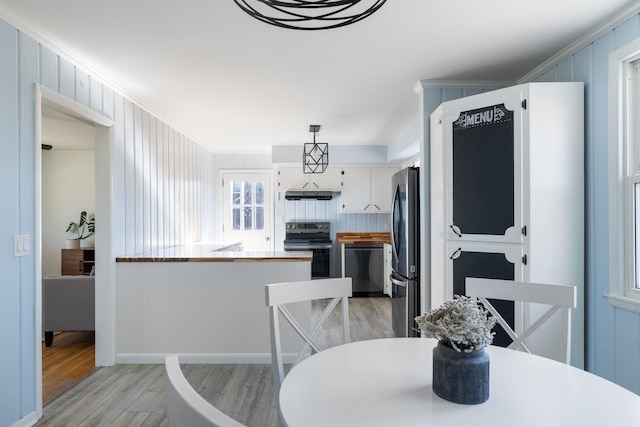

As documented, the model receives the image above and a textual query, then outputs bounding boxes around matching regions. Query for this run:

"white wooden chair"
[465,278,577,364]
[164,355,245,427]
[265,277,352,396]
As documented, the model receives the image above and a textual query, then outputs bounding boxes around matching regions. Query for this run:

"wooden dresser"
[61,247,95,275]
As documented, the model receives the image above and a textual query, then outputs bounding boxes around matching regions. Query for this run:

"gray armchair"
[42,275,95,346]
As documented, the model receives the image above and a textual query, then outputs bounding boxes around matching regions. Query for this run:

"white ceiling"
[0,1,636,153]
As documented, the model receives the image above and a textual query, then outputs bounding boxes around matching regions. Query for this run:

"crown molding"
[519,1,640,83]
[413,80,515,94]
[0,6,197,144]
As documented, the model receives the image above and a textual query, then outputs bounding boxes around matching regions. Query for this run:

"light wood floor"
[37,296,393,426]
[42,331,96,404]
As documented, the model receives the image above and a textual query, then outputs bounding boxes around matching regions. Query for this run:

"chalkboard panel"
[452,250,515,348]
[452,104,514,236]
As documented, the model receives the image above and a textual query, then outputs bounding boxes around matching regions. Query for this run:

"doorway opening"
[40,104,97,403]
[35,85,115,416]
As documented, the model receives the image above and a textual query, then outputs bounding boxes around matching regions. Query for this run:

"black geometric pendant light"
[303,125,328,174]
[233,0,386,31]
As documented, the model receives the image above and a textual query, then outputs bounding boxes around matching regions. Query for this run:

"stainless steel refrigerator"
[390,166,420,337]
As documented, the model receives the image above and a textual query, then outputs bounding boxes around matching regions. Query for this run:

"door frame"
[35,85,115,416]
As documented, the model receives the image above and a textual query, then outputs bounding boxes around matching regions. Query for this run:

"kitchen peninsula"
[115,244,312,364]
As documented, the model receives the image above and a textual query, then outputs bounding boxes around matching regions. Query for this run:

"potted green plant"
[415,295,496,405]
[65,211,95,249]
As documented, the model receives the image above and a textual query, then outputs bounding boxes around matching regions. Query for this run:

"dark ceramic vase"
[432,340,490,404]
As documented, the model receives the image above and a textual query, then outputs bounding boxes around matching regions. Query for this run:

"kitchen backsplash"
[278,193,389,231]
[276,193,390,277]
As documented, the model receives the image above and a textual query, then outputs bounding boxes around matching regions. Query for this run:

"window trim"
[606,38,640,313]
[627,177,640,299]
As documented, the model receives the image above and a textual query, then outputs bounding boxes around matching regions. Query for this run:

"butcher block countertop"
[336,232,391,245]
[116,243,312,262]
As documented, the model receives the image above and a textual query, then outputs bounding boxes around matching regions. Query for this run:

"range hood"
[284,191,333,201]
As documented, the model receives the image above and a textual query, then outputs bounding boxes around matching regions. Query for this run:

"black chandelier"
[303,125,328,174]
[233,0,387,31]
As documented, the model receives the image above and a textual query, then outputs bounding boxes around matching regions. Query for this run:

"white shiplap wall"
[39,43,214,256]
[112,92,213,256]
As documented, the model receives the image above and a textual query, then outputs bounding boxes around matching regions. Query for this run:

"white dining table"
[279,338,640,426]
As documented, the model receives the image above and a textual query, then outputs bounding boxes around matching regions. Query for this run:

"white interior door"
[222,171,273,250]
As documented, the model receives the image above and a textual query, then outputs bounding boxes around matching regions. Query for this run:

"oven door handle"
[284,244,333,250]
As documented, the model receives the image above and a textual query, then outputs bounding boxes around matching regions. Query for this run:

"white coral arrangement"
[415,295,497,353]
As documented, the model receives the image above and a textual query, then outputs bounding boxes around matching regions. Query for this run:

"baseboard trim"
[11,411,37,427]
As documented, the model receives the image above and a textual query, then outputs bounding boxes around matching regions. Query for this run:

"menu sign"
[452,104,515,236]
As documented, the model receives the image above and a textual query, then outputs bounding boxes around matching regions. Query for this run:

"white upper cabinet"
[371,167,397,213]
[340,167,371,212]
[277,167,308,190]
[310,166,343,190]
[340,166,399,213]
[277,166,342,191]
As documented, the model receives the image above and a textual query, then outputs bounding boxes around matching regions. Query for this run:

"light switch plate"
[14,234,30,257]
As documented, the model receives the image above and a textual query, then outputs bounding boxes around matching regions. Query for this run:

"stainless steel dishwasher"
[345,243,384,297]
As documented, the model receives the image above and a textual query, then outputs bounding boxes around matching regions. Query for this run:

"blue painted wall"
[0,20,24,427]
[0,18,215,426]
[529,15,640,394]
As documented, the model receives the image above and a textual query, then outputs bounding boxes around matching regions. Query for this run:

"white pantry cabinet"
[340,166,398,213]
[430,82,584,366]
[277,166,342,191]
